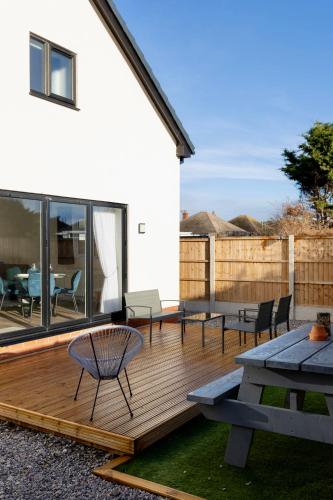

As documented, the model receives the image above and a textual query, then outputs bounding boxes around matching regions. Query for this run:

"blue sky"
[115,0,333,221]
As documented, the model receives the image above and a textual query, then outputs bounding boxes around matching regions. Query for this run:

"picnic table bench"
[188,323,333,467]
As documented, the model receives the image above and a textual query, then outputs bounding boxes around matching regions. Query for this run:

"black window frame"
[0,189,127,347]
[29,33,78,110]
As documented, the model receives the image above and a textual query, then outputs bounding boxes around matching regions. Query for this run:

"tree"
[281,121,333,224]
[266,201,318,236]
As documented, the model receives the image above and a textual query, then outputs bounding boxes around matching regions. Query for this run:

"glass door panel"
[0,196,42,337]
[49,202,87,324]
[93,206,123,316]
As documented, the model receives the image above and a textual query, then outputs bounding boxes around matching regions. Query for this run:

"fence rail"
[180,236,333,314]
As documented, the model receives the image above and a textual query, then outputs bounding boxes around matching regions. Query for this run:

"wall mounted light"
[138,223,146,234]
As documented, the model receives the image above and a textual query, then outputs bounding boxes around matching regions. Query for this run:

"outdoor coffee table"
[181,312,225,348]
[200,323,333,467]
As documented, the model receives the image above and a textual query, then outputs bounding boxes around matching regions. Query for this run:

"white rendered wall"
[0,0,181,300]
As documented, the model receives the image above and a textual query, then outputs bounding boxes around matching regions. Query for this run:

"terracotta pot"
[309,324,328,341]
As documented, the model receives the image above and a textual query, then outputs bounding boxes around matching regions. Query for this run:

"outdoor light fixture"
[138,223,146,234]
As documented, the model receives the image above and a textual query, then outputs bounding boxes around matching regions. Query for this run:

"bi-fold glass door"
[49,201,87,326]
[0,195,43,337]
[0,191,126,343]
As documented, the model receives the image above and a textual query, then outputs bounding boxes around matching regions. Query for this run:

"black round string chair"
[68,325,144,421]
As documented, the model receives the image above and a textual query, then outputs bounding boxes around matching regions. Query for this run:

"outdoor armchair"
[124,289,185,343]
[239,294,292,336]
[222,299,274,352]
[68,325,144,420]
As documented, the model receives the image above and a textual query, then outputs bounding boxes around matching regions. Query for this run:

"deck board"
[0,322,273,454]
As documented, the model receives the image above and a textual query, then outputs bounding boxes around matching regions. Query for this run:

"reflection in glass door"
[49,202,87,325]
[0,196,42,337]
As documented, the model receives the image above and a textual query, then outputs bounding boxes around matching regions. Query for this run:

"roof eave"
[90,0,195,160]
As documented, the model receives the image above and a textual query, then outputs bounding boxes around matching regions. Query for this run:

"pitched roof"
[180,212,248,235]
[91,0,194,160]
[229,215,263,234]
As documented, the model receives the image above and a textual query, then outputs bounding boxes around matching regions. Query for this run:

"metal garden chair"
[222,299,274,352]
[240,294,292,337]
[68,325,144,421]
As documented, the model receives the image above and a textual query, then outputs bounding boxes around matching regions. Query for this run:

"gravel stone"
[0,421,162,500]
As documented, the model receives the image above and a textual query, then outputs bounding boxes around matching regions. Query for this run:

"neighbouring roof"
[91,0,195,160]
[180,212,248,235]
[229,214,263,235]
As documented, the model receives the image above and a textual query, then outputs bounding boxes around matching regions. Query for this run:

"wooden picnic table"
[194,323,333,468]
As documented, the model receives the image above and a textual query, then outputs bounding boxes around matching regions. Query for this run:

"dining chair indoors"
[0,277,8,311]
[54,270,81,313]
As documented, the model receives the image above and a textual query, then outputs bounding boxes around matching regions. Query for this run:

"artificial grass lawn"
[118,387,333,500]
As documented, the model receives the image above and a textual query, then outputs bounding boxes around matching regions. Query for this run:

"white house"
[0,0,194,344]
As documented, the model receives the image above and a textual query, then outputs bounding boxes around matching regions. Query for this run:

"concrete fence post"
[209,234,216,312]
[288,235,295,320]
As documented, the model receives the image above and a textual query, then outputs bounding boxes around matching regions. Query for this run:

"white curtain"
[93,207,121,313]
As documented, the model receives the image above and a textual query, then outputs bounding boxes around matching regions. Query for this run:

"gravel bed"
[0,421,162,500]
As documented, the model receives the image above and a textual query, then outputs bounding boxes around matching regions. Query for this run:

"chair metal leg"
[90,379,101,421]
[243,331,247,344]
[74,368,84,400]
[238,330,241,346]
[53,293,58,316]
[255,331,258,347]
[72,294,78,313]
[149,318,152,344]
[0,293,5,311]
[30,298,34,318]
[287,319,290,331]
[159,320,162,330]
[274,325,278,337]
[269,327,272,340]
[124,368,132,397]
[117,376,133,418]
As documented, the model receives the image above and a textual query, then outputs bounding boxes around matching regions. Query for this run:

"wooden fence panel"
[180,238,209,300]
[215,237,288,303]
[295,237,333,307]
[180,236,333,307]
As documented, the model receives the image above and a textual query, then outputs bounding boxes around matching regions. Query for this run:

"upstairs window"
[30,34,76,107]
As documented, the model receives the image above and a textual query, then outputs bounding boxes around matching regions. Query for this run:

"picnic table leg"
[284,389,305,410]
[325,394,333,415]
[224,381,264,468]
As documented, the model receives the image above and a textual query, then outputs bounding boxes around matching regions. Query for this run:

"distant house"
[180,211,247,236]
[229,215,263,235]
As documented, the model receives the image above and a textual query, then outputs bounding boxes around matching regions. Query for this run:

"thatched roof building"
[180,211,248,236]
[229,214,263,235]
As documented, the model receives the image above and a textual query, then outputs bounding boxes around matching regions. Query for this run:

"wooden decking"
[0,322,272,455]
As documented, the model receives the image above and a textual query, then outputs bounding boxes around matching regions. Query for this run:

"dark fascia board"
[90,0,195,160]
